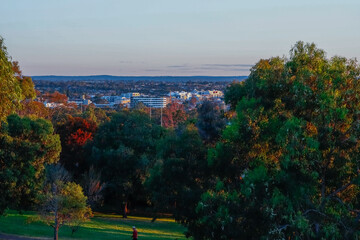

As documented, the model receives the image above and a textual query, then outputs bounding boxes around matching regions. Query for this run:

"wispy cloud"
[202,64,254,68]
[165,63,253,73]
[144,69,162,72]
[167,65,189,68]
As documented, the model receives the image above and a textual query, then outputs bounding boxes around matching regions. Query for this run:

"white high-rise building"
[130,96,169,108]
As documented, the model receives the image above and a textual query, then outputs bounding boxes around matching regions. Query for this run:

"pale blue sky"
[1,0,359,76]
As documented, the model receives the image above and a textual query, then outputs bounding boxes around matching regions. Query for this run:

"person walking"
[132,226,138,240]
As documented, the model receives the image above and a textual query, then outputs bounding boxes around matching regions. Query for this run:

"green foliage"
[0,37,22,121]
[146,123,208,228]
[196,100,226,145]
[191,42,360,239]
[90,110,163,215]
[38,165,92,240]
[12,61,36,100]
[224,81,246,111]
[0,39,37,122]
[0,114,61,215]
[82,104,111,124]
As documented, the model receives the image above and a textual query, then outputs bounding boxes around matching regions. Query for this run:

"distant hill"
[31,75,247,82]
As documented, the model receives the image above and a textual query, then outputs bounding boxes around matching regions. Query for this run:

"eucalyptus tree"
[192,42,360,239]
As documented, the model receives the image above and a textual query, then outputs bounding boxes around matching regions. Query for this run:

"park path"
[0,233,50,240]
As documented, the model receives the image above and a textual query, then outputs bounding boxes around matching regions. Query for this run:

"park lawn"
[0,210,189,240]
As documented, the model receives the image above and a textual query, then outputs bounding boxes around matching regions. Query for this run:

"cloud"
[199,67,251,72]
[165,63,253,73]
[167,65,189,68]
[167,63,253,69]
[202,64,254,68]
[144,69,162,72]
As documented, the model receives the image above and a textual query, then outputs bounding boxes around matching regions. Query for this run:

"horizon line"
[30,75,248,77]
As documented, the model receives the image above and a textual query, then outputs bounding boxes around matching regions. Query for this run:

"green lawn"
[0,211,188,240]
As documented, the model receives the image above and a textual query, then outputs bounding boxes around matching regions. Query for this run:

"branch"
[278,224,290,231]
[303,209,329,218]
[319,179,356,208]
[304,207,353,233]
[333,196,352,211]
[328,181,353,199]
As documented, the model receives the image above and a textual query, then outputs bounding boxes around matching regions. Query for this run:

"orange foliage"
[162,102,188,128]
[43,91,68,103]
[57,116,97,148]
[306,122,318,137]
[67,129,93,146]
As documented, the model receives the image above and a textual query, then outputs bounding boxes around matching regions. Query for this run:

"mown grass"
[0,210,188,240]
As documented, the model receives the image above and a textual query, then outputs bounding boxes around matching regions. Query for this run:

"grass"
[0,210,189,240]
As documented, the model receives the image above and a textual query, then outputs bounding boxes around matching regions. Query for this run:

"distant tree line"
[33,79,232,98]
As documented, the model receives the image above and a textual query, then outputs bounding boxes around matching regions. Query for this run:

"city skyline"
[1,0,359,76]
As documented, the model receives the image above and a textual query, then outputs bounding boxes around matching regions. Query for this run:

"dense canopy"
[194,42,360,239]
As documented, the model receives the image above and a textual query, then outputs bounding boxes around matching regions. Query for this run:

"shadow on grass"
[0,211,187,240]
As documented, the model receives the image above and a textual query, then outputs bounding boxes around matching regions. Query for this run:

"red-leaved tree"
[56,116,97,178]
[162,102,188,128]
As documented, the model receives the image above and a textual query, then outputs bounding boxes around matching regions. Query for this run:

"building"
[68,98,92,106]
[121,92,141,98]
[68,95,92,106]
[101,96,130,105]
[130,96,169,108]
[170,91,192,100]
[44,102,65,108]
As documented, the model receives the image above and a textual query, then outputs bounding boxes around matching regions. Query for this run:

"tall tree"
[146,123,208,230]
[0,114,61,215]
[224,80,246,111]
[12,61,36,100]
[191,42,360,239]
[90,110,163,216]
[56,115,97,178]
[196,100,226,145]
[82,104,110,124]
[0,37,22,121]
[161,102,188,128]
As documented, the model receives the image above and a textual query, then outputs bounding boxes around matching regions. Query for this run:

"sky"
[1,0,359,76]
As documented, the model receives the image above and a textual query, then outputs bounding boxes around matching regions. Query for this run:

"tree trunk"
[54,206,59,240]
[54,225,59,240]
[123,201,128,218]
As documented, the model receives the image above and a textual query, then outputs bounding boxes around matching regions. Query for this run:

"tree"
[189,96,198,106]
[38,164,92,240]
[92,94,108,104]
[191,42,360,239]
[56,116,97,178]
[82,166,106,209]
[146,123,208,229]
[0,114,61,215]
[82,104,110,124]
[43,91,68,104]
[18,100,50,119]
[224,80,246,111]
[0,37,22,121]
[90,110,163,217]
[12,61,36,100]
[50,104,81,127]
[196,100,226,145]
[161,102,188,128]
